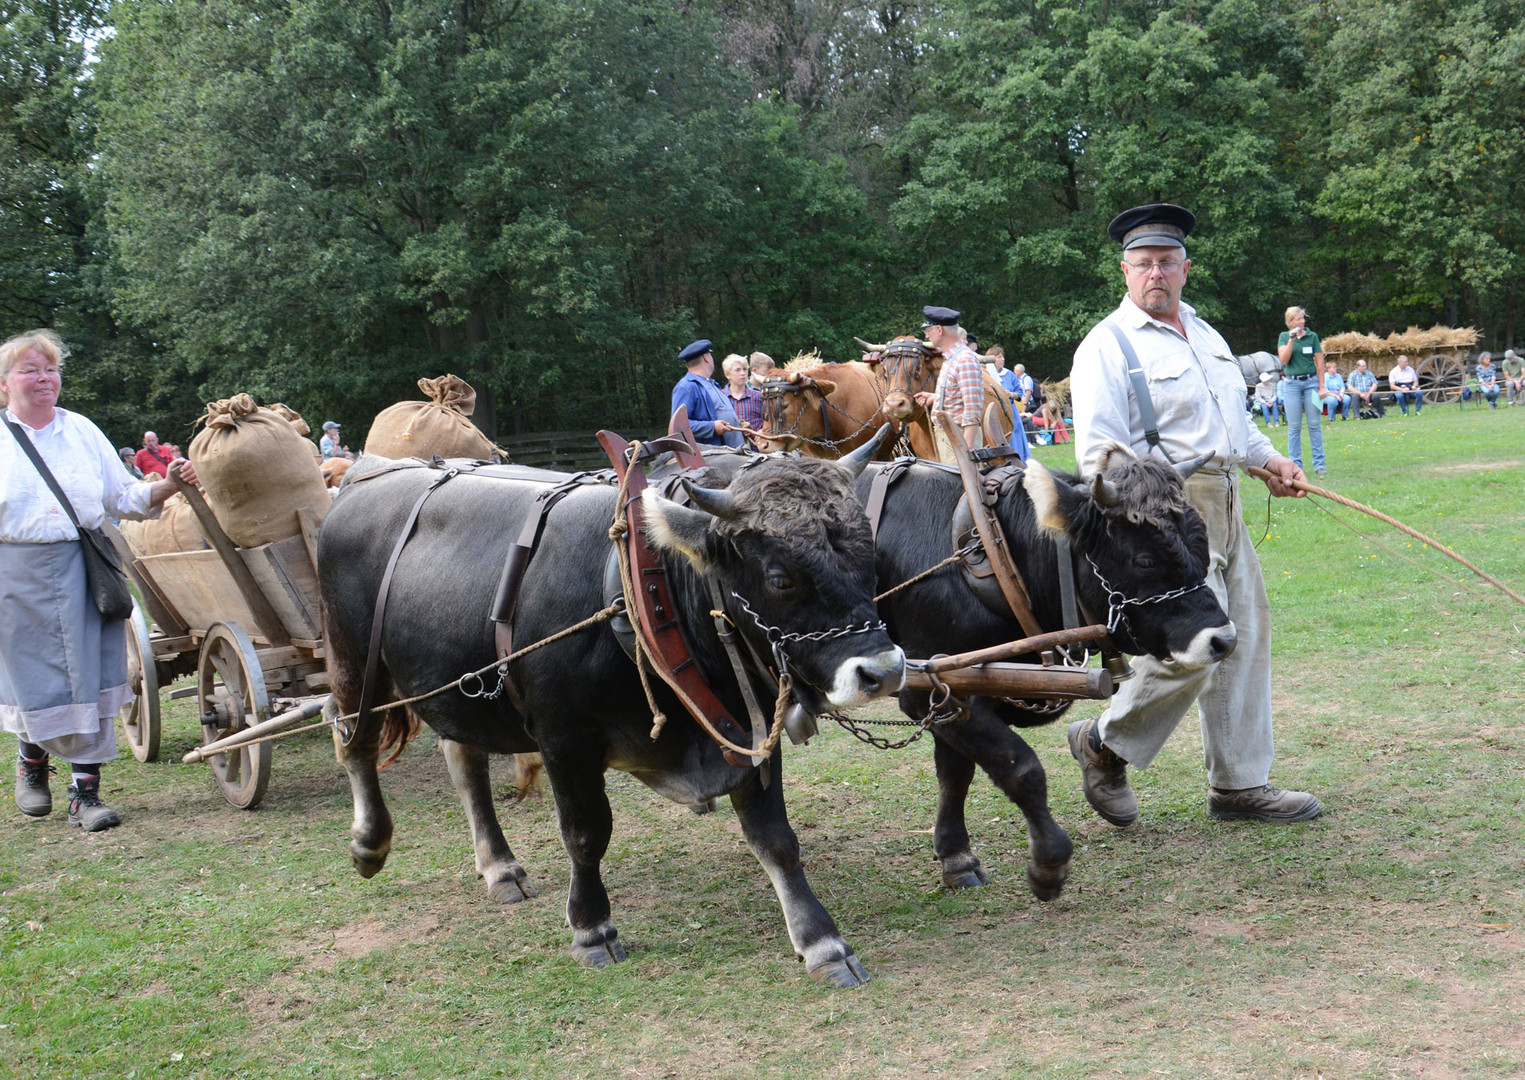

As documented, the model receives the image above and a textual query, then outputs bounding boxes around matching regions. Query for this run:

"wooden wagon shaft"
[904,662,1112,700]
[915,625,1111,674]
[182,696,329,764]
[171,474,293,646]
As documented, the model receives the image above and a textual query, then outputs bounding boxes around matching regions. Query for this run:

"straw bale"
[1323,325,1478,357]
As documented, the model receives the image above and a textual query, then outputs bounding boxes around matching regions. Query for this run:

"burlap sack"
[119,492,207,557]
[267,402,323,466]
[189,394,330,547]
[363,374,495,460]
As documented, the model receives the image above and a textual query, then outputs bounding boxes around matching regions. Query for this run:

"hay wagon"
[1321,325,1479,404]
[108,479,330,809]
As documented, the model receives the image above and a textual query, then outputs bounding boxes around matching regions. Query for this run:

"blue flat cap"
[1108,203,1196,249]
[922,305,961,327]
[678,339,713,364]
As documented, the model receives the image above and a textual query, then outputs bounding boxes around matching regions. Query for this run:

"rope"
[1246,466,1525,607]
[872,545,974,602]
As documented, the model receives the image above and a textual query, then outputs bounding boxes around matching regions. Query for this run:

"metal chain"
[1084,553,1208,634]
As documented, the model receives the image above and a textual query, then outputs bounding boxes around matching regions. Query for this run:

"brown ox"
[862,336,1018,456]
[755,360,901,459]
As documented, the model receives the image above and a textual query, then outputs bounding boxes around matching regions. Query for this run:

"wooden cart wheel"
[117,602,161,763]
[1416,353,1466,404]
[196,621,273,810]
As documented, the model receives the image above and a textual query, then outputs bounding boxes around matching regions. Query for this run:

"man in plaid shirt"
[915,305,984,460]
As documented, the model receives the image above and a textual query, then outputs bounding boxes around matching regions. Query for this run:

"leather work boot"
[66,778,122,833]
[15,757,53,818]
[1067,717,1138,827]
[1208,784,1322,823]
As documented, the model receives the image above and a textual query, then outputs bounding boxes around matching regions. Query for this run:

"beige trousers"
[1096,470,1275,790]
[932,421,984,465]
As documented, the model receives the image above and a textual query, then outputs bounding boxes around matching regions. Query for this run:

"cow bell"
[784,703,819,745]
[1100,648,1136,684]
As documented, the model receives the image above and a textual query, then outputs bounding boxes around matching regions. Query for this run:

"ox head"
[755,370,837,454]
[640,432,904,713]
[1022,444,1236,669]
[857,336,941,423]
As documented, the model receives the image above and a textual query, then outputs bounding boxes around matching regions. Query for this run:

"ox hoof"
[486,872,538,905]
[940,856,990,890]
[350,843,388,879]
[688,799,717,815]
[570,924,627,968]
[807,952,870,989]
[1027,860,1071,902]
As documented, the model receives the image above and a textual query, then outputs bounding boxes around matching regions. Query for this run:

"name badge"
[1301,346,1313,354]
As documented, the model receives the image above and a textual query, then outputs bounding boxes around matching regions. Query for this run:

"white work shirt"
[1,408,158,543]
[1070,297,1276,478]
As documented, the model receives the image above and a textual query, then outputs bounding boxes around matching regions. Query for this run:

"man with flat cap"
[915,305,984,461]
[671,339,744,448]
[1066,203,1320,826]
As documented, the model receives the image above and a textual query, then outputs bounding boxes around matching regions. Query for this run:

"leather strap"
[862,457,914,541]
[6,416,92,536]
[352,468,457,744]
[707,576,772,783]
[1106,321,1173,462]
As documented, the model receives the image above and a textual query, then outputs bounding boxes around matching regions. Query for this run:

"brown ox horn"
[786,370,801,384]
[838,424,892,478]
[681,480,739,521]
[854,336,890,353]
[1173,453,1211,481]
[1089,472,1122,508]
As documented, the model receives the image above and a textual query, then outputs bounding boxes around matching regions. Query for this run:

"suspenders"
[1105,321,1174,463]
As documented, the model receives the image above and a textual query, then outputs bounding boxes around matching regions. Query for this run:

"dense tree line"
[3,0,1521,446]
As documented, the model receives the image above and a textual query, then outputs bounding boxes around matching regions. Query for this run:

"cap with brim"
[678,339,713,364]
[921,305,961,328]
[1260,372,1274,382]
[322,420,339,430]
[1108,203,1196,250]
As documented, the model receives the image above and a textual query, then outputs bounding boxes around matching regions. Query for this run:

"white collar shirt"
[1070,297,1276,478]
[2,407,158,543]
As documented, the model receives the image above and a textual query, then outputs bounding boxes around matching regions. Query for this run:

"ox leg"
[935,702,1074,902]
[439,739,538,905]
[330,707,393,880]
[545,754,626,968]
[930,734,990,890]
[730,750,868,988]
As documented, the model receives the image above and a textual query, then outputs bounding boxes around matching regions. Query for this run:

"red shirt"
[135,445,173,477]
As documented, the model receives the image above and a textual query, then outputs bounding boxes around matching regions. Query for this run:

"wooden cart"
[108,482,329,809]
[1322,326,1479,404]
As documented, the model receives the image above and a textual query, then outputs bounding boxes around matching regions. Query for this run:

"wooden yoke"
[935,410,1045,641]
[596,429,755,768]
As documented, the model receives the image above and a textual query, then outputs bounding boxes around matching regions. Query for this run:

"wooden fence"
[497,429,657,472]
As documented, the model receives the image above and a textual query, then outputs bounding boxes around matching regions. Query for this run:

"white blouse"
[1,408,159,543]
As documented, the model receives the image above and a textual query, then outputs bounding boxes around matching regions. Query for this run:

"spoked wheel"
[1416,353,1467,404]
[118,602,161,762]
[196,621,273,810]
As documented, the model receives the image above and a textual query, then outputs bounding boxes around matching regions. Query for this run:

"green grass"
[3,406,1523,1079]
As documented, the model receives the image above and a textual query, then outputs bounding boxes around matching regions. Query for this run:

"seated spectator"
[134,431,175,477]
[1475,353,1501,409]
[1389,355,1422,415]
[1033,399,1070,442]
[1347,358,1384,418]
[1320,362,1352,420]
[1503,349,1523,406]
[1253,371,1281,426]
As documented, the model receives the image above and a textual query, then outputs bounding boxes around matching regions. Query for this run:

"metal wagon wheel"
[1416,353,1467,404]
[117,602,161,762]
[195,621,273,810]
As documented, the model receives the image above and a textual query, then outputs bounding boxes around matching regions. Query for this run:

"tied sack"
[266,402,324,467]
[119,491,206,557]
[190,394,330,548]
[364,374,495,460]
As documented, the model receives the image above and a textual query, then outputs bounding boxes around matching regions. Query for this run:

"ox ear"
[1023,459,1076,536]
[810,378,837,397]
[640,488,717,573]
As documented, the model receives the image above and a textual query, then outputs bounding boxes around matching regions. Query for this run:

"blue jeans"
[1393,390,1422,414]
[1255,400,1280,424]
[1282,376,1324,471]
[1321,393,1351,420]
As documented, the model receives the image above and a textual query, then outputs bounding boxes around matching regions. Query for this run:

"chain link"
[1084,553,1208,635]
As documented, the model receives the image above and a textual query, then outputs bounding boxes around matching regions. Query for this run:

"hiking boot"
[15,757,53,818]
[67,779,122,832]
[1208,784,1322,823]
[1067,717,1138,827]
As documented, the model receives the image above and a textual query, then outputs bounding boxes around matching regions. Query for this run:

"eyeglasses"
[1124,259,1185,275]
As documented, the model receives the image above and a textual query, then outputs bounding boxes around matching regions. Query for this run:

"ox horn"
[785,370,801,384]
[854,336,890,354]
[1089,472,1122,508]
[838,424,892,478]
[681,480,739,521]
[1173,453,1211,481]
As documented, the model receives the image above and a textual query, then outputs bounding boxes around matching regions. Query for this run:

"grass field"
[3,405,1522,1079]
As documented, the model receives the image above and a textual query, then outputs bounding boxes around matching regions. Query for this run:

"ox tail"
[378,706,424,770]
[511,752,546,802]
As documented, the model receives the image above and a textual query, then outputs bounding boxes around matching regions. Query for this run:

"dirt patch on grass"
[1427,460,1521,473]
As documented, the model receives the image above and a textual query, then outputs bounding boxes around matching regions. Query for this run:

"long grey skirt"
[0,540,124,764]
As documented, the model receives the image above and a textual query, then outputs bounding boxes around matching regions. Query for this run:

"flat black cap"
[922,305,961,327]
[678,338,713,364]
[1107,203,1196,250]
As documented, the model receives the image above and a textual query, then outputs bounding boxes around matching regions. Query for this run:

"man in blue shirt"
[670,339,744,448]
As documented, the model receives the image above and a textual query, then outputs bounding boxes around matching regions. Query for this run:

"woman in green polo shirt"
[1276,306,1326,476]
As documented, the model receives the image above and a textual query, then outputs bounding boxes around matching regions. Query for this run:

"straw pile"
[1322,325,1479,357]
[1040,377,1071,410]
[784,350,825,370]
